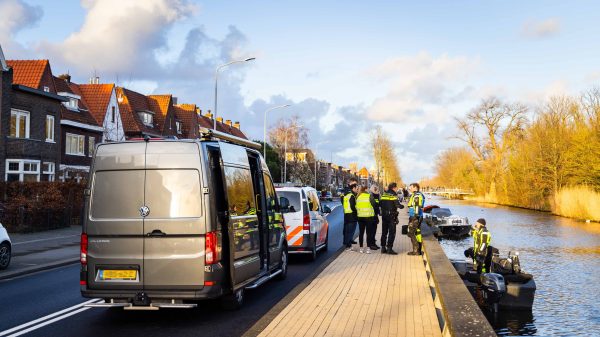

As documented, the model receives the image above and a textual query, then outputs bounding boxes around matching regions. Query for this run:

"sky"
[2,0,600,182]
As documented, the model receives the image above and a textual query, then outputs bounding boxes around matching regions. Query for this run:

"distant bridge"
[422,188,475,199]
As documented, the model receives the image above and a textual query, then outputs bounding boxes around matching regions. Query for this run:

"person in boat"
[468,218,492,273]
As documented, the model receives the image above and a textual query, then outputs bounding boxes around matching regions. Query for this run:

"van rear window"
[145,169,202,218]
[277,191,301,213]
[91,170,145,219]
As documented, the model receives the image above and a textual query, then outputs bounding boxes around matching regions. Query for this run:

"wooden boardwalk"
[258,213,442,337]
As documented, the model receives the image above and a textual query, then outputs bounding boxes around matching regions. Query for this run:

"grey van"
[81,129,288,310]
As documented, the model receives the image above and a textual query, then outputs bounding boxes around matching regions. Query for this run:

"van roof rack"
[198,127,262,150]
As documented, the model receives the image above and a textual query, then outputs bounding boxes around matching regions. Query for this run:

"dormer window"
[138,111,154,127]
[67,98,78,110]
[176,121,182,134]
[43,86,50,92]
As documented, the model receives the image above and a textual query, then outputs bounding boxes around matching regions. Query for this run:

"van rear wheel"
[221,288,244,310]
[309,235,317,261]
[276,247,288,280]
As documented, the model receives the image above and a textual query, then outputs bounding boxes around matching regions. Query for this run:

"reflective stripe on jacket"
[356,192,375,218]
[408,192,425,217]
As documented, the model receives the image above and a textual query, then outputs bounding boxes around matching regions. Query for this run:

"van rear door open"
[143,142,205,289]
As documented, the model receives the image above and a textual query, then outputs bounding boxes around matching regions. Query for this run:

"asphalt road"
[0,202,343,337]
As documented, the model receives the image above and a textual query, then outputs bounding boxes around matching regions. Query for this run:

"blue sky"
[2,0,600,182]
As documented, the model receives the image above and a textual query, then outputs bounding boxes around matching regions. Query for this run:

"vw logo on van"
[139,206,150,217]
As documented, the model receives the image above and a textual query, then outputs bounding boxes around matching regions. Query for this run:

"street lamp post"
[284,124,302,183]
[213,57,256,130]
[263,104,291,159]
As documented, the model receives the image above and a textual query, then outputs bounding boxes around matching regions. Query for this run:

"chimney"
[89,76,100,84]
[216,117,223,123]
[233,121,240,129]
[58,74,71,83]
[196,108,201,114]
[172,96,178,105]
[204,110,213,119]
[225,119,232,126]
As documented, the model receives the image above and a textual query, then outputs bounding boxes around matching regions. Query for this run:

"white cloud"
[39,0,197,76]
[366,52,480,124]
[522,18,561,39]
[0,0,43,58]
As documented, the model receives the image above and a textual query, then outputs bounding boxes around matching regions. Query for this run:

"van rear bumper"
[81,286,225,301]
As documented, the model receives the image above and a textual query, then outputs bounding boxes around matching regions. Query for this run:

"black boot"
[381,247,387,254]
[387,248,398,255]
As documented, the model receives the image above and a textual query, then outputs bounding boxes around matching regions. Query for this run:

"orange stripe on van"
[290,236,304,246]
[287,226,302,238]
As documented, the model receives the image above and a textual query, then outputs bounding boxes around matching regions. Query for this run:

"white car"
[276,186,331,260]
[0,223,11,270]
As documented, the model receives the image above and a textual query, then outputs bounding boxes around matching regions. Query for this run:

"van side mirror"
[322,205,332,214]
[279,196,290,213]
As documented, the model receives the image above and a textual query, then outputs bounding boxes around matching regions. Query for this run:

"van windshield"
[277,191,301,213]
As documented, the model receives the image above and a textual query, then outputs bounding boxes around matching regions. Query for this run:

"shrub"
[552,186,600,222]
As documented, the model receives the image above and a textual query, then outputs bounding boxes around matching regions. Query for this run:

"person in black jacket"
[379,182,404,254]
[342,178,359,250]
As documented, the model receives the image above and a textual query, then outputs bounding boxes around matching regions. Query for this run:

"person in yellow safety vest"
[356,185,379,254]
[407,182,425,255]
[470,218,492,273]
[342,179,360,250]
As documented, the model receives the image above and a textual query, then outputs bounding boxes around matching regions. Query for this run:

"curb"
[242,245,346,337]
[0,258,79,281]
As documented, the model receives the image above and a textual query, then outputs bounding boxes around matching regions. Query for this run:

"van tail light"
[80,233,88,265]
[205,231,221,265]
[303,213,311,231]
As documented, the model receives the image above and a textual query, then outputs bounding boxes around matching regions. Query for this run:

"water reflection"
[430,197,600,337]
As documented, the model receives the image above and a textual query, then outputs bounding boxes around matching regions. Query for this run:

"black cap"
[476,218,486,226]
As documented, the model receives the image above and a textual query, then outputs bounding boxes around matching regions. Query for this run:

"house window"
[46,115,55,142]
[66,133,85,156]
[139,112,153,126]
[111,106,116,123]
[10,109,30,138]
[42,162,55,182]
[6,159,40,182]
[176,121,182,134]
[66,98,79,110]
[89,137,95,157]
[43,86,50,92]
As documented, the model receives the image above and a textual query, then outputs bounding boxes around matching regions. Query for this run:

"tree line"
[431,89,600,221]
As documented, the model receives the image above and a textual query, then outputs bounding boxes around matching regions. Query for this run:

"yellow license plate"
[100,270,137,280]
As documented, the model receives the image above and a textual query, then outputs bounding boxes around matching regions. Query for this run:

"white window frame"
[88,136,95,157]
[66,133,86,156]
[138,112,153,127]
[5,159,40,182]
[10,109,30,138]
[42,162,55,182]
[176,121,182,134]
[46,115,55,142]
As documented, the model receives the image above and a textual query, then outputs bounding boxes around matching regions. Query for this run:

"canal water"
[430,197,600,337]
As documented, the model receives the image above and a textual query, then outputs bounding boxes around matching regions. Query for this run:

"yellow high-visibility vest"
[343,193,354,214]
[356,192,374,218]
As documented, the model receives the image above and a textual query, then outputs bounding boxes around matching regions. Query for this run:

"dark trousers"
[381,218,397,248]
[366,220,377,247]
[343,221,357,246]
[358,221,367,247]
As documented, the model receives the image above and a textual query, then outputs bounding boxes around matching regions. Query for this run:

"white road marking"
[12,235,80,245]
[0,298,102,337]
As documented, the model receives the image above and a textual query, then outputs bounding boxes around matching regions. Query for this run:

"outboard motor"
[479,273,506,312]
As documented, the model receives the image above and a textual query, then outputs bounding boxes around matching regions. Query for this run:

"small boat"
[451,250,536,312]
[423,206,471,238]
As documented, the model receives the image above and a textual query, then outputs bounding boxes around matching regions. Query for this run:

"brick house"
[77,83,125,142]
[53,75,104,181]
[116,87,162,139]
[174,103,200,139]
[1,59,65,182]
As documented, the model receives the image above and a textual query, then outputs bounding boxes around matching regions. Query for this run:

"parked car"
[81,129,287,310]
[277,186,331,261]
[0,223,11,270]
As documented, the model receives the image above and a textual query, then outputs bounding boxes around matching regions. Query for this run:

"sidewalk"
[256,213,442,337]
[0,226,81,280]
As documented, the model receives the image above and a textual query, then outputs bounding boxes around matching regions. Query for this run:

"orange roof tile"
[77,84,115,125]
[147,94,171,133]
[174,104,198,139]
[117,87,161,137]
[6,60,54,91]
